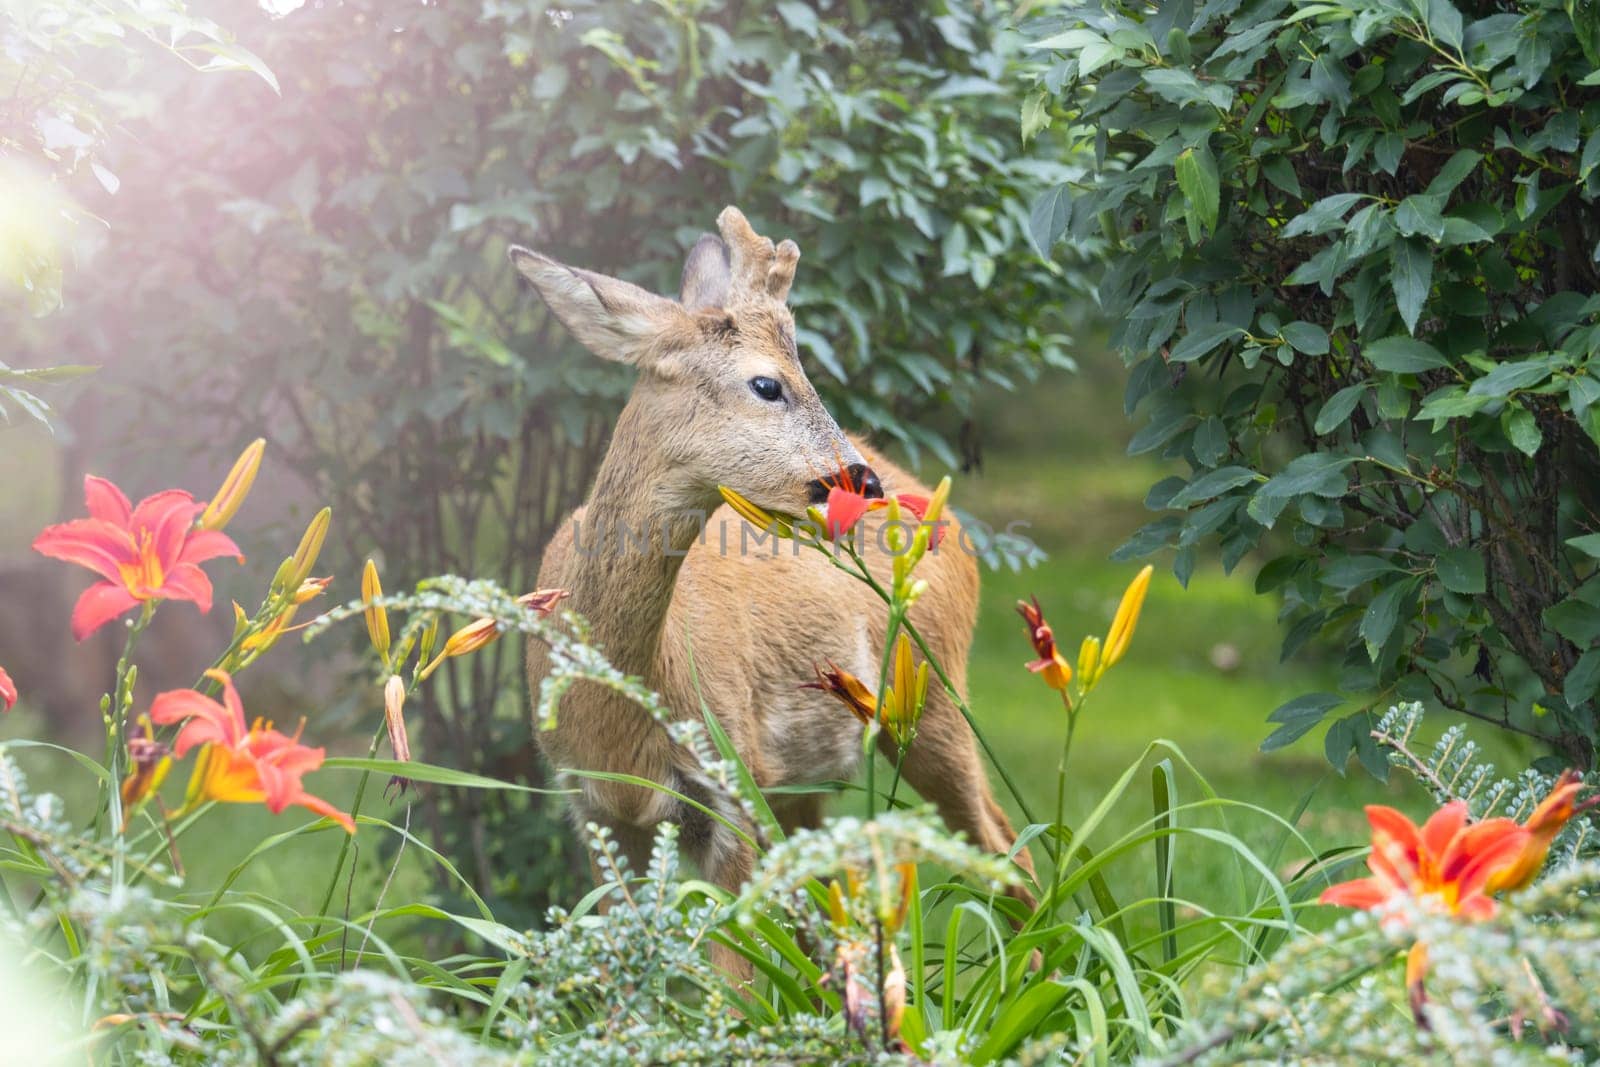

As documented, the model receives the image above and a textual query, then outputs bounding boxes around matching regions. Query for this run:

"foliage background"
[1025,0,1600,773]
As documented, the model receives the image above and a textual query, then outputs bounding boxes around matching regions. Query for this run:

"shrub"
[1026,0,1600,770]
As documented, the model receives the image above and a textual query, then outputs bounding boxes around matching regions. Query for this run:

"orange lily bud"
[198,438,265,531]
[292,576,332,605]
[287,507,331,588]
[1103,564,1154,669]
[885,862,916,935]
[361,560,390,663]
[418,617,502,680]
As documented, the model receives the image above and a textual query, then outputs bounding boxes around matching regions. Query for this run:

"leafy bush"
[1027,0,1600,769]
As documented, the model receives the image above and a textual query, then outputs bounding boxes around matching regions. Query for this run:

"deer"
[512,208,1037,972]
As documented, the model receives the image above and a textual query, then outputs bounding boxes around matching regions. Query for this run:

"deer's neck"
[558,407,716,678]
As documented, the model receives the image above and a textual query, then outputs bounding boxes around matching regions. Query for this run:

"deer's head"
[510,207,880,517]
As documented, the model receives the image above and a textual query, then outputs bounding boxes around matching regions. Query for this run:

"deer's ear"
[679,234,730,309]
[509,246,691,365]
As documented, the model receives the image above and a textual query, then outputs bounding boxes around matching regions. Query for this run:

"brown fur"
[513,208,1036,974]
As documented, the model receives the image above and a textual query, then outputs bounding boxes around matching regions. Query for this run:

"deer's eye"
[749,376,784,402]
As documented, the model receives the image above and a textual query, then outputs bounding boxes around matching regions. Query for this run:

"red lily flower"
[150,670,353,833]
[0,665,14,712]
[1320,801,1528,920]
[817,466,946,548]
[33,476,243,640]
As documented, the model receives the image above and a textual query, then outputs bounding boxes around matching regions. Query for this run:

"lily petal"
[151,688,244,753]
[160,563,215,614]
[33,518,137,584]
[69,582,141,641]
[83,475,132,525]
[1319,877,1392,909]
[825,486,872,540]
[179,529,244,566]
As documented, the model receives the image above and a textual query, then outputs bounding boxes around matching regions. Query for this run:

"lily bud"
[718,485,796,539]
[198,437,265,532]
[515,588,570,615]
[361,560,390,663]
[287,507,332,588]
[242,605,297,652]
[1103,564,1154,669]
[1077,635,1102,693]
[119,715,172,830]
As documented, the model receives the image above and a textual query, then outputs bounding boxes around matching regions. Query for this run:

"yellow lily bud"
[231,601,250,639]
[827,878,849,927]
[1103,564,1154,669]
[361,559,390,662]
[198,437,265,531]
[718,485,795,539]
[416,616,441,674]
[288,507,332,588]
[1077,635,1102,693]
[923,475,952,527]
[884,861,917,935]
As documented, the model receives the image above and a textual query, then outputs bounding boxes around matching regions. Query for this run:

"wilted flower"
[118,715,171,830]
[516,587,570,613]
[805,641,926,747]
[383,675,412,798]
[34,475,243,640]
[150,669,353,833]
[1016,596,1072,693]
[361,559,390,662]
[197,438,264,532]
[0,665,13,712]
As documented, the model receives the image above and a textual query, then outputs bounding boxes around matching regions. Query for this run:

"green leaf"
[1282,193,1364,238]
[1174,141,1221,235]
[1423,149,1482,196]
[1363,335,1449,373]
[1260,692,1344,751]
[1020,88,1051,145]
[1314,382,1367,434]
[1502,404,1543,455]
[1170,321,1242,363]
[1566,533,1600,558]
[1168,465,1260,508]
[1029,185,1071,255]
[1469,359,1553,398]
[1394,194,1446,242]
[1566,648,1600,706]
[1281,321,1329,354]
[1360,578,1413,661]
[1436,547,1486,594]
[323,758,574,793]
[1546,598,1600,644]
[1390,238,1433,334]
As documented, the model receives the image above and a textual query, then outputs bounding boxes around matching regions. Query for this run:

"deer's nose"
[806,462,883,505]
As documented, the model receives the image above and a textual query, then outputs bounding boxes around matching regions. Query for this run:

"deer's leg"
[883,687,1038,911]
[582,816,658,909]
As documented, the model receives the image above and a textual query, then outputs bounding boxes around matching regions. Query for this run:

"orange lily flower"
[150,670,353,833]
[806,662,881,729]
[33,476,243,640]
[1320,801,1528,920]
[1485,770,1598,892]
[805,641,926,746]
[1016,596,1073,692]
[0,665,14,712]
[292,576,332,605]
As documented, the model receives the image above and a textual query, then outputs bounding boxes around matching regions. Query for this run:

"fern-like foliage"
[1374,703,1597,872]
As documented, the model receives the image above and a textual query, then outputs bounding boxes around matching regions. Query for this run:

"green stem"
[299,722,384,980]
[824,546,1037,824]
[106,603,156,889]
[1048,691,1079,924]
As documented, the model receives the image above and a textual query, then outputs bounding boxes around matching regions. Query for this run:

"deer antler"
[716,206,801,303]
